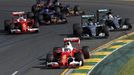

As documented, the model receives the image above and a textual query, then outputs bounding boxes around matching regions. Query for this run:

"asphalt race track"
[0,0,134,75]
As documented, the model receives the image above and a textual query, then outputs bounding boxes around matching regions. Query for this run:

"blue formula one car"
[37,8,67,25]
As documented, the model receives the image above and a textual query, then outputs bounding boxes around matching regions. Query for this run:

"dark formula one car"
[46,38,90,68]
[37,8,67,25]
[96,9,132,31]
[32,0,46,15]
[73,15,109,39]
[32,0,58,13]
[32,0,85,17]
[61,5,85,17]
[4,11,39,34]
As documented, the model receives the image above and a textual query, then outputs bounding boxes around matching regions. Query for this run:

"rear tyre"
[73,23,83,37]
[102,26,109,38]
[124,18,132,30]
[33,22,39,28]
[53,47,61,53]
[53,47,61,58]
[4,20,11,31]
[9,24,14,34]
[75,52,84,66]
[105,20,116,30]
[82,46,90,59]
[46,54,54,62]
[46,54,54,67]
[38,15,45,25]
[4,20,14,34]
[32,22,39,33]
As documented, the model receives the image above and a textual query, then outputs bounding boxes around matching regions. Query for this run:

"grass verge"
[119,56,134,75]
[119,32,134,75]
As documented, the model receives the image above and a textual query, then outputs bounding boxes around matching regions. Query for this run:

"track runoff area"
[62,31,134,75]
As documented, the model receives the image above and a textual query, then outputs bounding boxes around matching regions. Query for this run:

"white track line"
[12,71,18,75]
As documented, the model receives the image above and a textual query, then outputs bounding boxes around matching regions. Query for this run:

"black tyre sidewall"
[82,46,90,59]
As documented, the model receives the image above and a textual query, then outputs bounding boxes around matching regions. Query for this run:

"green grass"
[124,34,134,40]
[118,33,134,75]
[119,57,134,75]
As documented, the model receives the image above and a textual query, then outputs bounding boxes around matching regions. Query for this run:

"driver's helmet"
[64,48,70,52]
[17,15,25,21]
[106,12,112,15]
[87,18,95,26]
[64,41,72,48]
[64,41,70,47]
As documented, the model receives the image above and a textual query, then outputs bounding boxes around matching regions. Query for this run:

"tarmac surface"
[0,0,134,75]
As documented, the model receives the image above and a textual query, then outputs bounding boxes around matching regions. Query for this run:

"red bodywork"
[14,18,35,32]
[52,38,82,67]
[10,12,38,33]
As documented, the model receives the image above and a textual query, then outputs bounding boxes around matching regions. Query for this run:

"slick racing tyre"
[75,52,84,66]
[4,20,14,34]
[68,57,74,65]
[82,46,90,59]
[33,22,39,33]
[102,26,109,38]
[123,18,132,30]
[73,23,83,37]
[4,20,11,31]
[33,22,39,28]
[53,47,61,57]
[38,15,44,25]
[105,20,117,29]
[8,24,14,34]
[46,54,54,62]
[27,12,34,19]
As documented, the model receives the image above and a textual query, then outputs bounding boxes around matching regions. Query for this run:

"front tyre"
[75,52,84,66]
[73,23,83,37]
[123,18,132,30]
[82,46,90,59]
[4,20,11,31]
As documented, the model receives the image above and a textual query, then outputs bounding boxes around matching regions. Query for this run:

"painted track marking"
[12,71,18,75]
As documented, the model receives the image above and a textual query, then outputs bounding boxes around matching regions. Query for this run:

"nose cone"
[60,54,67,66]
[22,23,27,32]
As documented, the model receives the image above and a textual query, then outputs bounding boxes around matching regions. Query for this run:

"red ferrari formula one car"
[4,11,39,34]
[46,37,90,68]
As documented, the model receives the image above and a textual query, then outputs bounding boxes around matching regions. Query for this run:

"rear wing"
[81,15,95,19]
[96,9,111,22]
[12,11,25,16]
[64,37,80,44]
[97,9,111,13]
